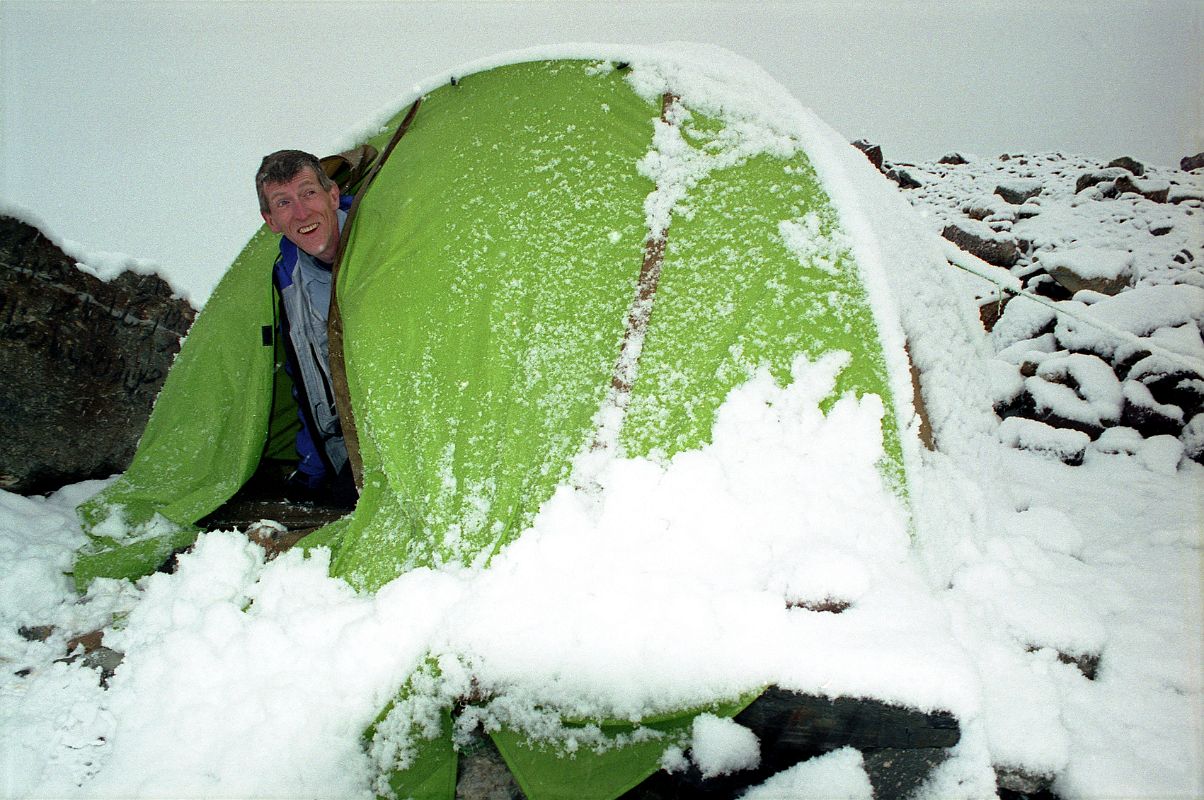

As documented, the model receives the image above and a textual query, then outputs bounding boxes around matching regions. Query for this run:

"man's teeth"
[299,223,318,234]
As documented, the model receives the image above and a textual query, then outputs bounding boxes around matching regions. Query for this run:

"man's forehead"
[265,169,324,197]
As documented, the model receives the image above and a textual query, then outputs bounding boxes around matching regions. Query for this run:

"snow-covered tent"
[69,51,993,799]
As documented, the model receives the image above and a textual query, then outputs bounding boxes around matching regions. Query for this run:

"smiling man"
[255,150,354,505]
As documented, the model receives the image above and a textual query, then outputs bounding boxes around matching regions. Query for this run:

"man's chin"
[295,241,329,259]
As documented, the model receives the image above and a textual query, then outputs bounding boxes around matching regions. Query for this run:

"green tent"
[73,58,910,799]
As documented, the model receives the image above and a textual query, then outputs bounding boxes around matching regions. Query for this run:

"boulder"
[942,223,1020,268]
[1181,152,1204,172]
[961,202,995,221]
[629,688,961,800]
[1141,371,1204,416]
[1105,174,1169,203]
[939,152,969,165]
[0,215,195,494]
[994,181,1042,205]
[998,416,1090,465]
[1075,167,1128,194]
[1120,390,1184,439]
[886,167,922,189]
[1107,156,1145,176]
[851,139,884,172]
[996,766,1055,797]
[1041,247,1134,296]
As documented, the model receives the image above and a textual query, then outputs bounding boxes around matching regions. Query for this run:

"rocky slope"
[861,143,1204,468]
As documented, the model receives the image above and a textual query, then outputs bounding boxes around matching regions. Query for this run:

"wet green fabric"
[488,694,756,800]
[72,228,283,591]
[325,61,656,591]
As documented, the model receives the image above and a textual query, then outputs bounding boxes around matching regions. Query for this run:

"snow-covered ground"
[1,46,1202,800]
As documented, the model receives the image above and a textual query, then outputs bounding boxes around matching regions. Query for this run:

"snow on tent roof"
[68,50,995,798]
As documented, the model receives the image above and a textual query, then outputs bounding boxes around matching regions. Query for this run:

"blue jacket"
[272,195,353,487]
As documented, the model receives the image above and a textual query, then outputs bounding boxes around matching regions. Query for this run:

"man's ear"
[262,210,282,233]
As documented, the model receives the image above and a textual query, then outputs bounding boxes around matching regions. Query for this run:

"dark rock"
[1112,347,1151,381]
[1034,408,1105,441]
[1075,168,1127,194]
[1150,224,1173,236]
[1121,396,1184,439]
[624,688,960,800]
[1181,152,1204,171]
[852,140,884,172]
[942,223,1020,268]
[994,387,1036,423]
[886,168,922,189]
[1142,372,1203,417]
[787,598,851,613]
[1107,156,1145,176]
[18,625,54,642]
[737,689,960,761]
[1026,275,1073,301]
[1047,265,1131,297]
[1172,249,1195,264]
[995,183,1042,205]
[961,203,995,221]
[55,630,124,686]
[0,215,195,494]
[939,152,969,165]
[1056,651,1100,681]
[864,747,952,800]
[736,689,960,800]
[996,765,1056,797]
[979,295,1013,332]
[1107,175,1169,203]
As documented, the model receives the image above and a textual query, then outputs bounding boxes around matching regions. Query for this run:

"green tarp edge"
[72,227,281,590]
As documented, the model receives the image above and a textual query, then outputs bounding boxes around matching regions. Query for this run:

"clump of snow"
[1136,434,1184,474]
[689,713,760,779]
[1183,415,1204,459]
[1092,425,1145,456]
[985,358,1025,406]
[742,746,873,800]
[1054,284,1204,362]
[992,295,1057,349]
[1026,353,1123,428]
[998,416,1089,463]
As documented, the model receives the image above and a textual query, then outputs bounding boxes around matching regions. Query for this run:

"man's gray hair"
[255,150,334,213]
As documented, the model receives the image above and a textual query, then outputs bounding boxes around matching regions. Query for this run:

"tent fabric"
[71,58,908,798]
[322,60,903,593]
[72,228,283,591]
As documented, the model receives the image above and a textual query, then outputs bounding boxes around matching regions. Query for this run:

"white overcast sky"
[1,0,1200,300]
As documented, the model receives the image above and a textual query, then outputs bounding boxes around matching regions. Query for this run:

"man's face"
[261,168,341,261]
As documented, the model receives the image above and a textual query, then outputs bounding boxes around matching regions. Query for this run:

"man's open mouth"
[298,223,319,235]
